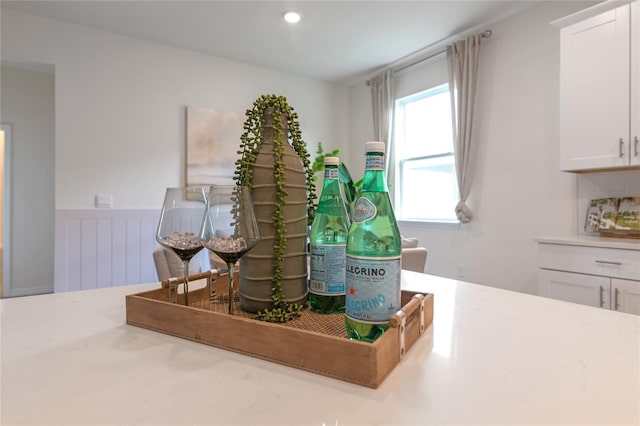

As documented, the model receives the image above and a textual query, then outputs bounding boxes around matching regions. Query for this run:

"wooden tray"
[599,229,640,239]
[126,270,434,388]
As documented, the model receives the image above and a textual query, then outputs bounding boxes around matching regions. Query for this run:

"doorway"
[0,124,11,298]
[1,63,55,297]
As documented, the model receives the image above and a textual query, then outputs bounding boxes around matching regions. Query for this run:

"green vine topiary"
[234,94,316,322]
[311,142,361,216]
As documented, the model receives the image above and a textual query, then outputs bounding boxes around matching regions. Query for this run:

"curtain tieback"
[455,201,473,223]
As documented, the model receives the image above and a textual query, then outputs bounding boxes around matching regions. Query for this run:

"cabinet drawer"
[539,243,640,280]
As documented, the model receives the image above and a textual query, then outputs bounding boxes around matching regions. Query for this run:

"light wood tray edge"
[125,272,433,388]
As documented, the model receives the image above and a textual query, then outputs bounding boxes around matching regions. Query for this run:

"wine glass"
[200,185,260,314]
[156,186,207,306]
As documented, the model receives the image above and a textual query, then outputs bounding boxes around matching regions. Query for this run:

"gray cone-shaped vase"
[239,108,309,313]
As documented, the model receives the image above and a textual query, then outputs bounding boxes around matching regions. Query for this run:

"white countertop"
[537,235,640,250]
[2,272,639,425]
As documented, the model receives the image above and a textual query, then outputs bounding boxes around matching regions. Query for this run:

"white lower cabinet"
[540,269,611,309]
[611,278,640,314]
[540,270,640,314]
[538,241,640,315]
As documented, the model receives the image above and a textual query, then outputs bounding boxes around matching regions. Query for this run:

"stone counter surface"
[1,272,639,425]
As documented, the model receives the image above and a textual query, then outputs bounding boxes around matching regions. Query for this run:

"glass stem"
[182,260,190,306]
[227,262,235,315]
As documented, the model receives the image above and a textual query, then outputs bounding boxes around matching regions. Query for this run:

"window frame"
[393,83,459,224]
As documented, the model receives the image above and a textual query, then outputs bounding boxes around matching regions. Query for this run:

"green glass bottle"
[345,142,402,342]
[309,157,350,313]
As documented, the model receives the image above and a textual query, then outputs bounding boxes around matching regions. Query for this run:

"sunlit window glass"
[394,84,458,222]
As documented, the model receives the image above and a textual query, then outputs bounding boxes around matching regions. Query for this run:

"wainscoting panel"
[55,210,161,292]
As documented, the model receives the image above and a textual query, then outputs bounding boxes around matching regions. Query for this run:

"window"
[394,84,458,222]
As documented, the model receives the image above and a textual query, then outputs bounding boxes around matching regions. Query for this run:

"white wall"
[1,7,350,210]
[0,65,55,296]
[347,1,606,295]
[1,7,350,292]
[0,130,3,243]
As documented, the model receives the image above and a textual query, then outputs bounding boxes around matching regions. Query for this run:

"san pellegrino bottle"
[345,142,401,342]
[309,157,350,313]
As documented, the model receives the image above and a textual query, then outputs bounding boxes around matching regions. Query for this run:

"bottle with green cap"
[345,141,402,342]
[309,156,350,313]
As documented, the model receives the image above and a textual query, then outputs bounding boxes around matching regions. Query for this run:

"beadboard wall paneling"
[55,209,160,292]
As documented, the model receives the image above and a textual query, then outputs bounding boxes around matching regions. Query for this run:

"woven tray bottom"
[191,297,347,338]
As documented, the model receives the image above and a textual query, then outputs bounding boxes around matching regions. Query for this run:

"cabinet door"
[631,1,640,166]
[611,278,640,315]
[539,269,610,308]
[559,5,630,171]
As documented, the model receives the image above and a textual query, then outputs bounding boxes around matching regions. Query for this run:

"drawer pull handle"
[619,138,624,158]
[599,286,605,307]
[635,136,639,157]
[594,260,623,266]
[614,288,620,310]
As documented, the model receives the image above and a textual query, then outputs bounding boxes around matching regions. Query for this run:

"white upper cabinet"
[556,2,640,172]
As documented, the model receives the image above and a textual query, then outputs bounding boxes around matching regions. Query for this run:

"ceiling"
[3,0,543,84]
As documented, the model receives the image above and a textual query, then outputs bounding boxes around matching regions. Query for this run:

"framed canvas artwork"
[186,107,244,187]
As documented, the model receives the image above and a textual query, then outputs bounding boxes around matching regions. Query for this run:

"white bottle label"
[324,168,339,180]
[365,155,385,170]
[345,255,401,323]
[310,244,346,295]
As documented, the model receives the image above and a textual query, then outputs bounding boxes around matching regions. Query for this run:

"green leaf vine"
[311,142,361,215]
[234,94,316,322]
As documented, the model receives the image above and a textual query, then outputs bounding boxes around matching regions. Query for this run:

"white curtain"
[370,70,395,183]
[447,33,483,223]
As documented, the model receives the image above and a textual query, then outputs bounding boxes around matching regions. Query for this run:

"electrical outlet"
[95,193,113,208]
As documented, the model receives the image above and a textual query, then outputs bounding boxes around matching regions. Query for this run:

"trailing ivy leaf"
[233,94,316,323]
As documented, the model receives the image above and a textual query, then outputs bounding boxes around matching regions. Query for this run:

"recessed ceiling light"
[283,11,301,24]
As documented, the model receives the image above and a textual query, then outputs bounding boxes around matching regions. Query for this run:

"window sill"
[398,219,460,228]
